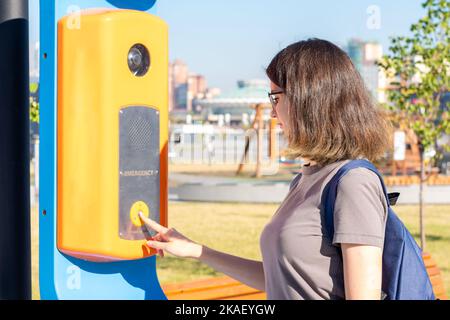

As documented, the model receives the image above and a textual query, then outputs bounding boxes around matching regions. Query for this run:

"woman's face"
[269,81,289,131]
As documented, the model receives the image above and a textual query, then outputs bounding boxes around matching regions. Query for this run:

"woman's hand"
[138,213,266,291]
[139,212,203,259]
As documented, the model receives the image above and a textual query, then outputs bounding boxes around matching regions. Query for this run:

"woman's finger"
[154,233,168,242]
[139,213,168,234]
[148,236,165,257]
[147,239,168,251]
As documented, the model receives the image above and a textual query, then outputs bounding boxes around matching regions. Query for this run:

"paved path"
[169,173,450,204]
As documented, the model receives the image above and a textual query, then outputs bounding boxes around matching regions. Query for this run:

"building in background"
[187,74,207,111]
[169,59,218,113]
[346,39,386,103]
[169,59,188,111]
[170,38,388,123]
[195,79,270,126]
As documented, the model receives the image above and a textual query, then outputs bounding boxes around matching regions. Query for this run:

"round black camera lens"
[128,44,150,77]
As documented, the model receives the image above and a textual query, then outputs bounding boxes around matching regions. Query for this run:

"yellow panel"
[57,9,168,261]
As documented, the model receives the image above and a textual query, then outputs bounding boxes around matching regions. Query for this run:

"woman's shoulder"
[338,166,383,192]
[336,166,388,219]
[322,160,384,192]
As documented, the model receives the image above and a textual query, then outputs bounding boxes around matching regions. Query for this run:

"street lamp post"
[0,0,31,300]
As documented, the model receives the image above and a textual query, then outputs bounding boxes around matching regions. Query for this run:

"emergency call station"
[56,9,168,261]
[39,0,167,299]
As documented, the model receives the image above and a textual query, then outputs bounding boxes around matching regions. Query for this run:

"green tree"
[30,97,39,123]
[378,0,449,251]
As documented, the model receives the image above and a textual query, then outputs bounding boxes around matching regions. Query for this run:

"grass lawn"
[170,163,300,181]
[31,202,450,299]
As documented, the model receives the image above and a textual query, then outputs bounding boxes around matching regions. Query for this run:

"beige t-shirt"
[259,159,388,300]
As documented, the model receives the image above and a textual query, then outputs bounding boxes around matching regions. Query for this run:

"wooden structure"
[423,252,447,300]
[236,103,278,178]
[384,173,450,186]
[162,276,266,300]
[390,129,422,176]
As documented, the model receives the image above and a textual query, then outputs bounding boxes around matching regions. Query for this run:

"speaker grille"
[125,115,153,152]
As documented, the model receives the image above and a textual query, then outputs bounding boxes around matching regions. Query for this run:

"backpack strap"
[321,159,391,241]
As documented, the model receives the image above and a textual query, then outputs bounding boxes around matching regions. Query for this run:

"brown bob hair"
[266,38,392,166]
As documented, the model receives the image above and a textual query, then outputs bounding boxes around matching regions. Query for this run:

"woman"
[140,38,392,300]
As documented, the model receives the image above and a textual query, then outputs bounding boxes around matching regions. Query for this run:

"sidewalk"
[169,173,450,204]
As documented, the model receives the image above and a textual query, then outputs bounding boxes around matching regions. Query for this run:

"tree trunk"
[255,104,264,178]
[419,145,426,252]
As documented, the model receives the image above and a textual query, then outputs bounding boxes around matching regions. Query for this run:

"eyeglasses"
[268,90,284,111]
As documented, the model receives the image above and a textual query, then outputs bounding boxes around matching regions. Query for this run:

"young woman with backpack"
[140,38,434,300]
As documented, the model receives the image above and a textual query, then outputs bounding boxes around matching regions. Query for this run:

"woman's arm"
[196,245,265,291]
[140,213,265,291]
[341,243,383,300]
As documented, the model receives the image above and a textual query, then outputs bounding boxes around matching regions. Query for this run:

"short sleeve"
[332,168,388,249]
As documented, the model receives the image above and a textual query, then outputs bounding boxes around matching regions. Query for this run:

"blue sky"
[30,0,427,91]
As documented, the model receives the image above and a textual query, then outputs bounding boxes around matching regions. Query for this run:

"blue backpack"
[291,159,435,300]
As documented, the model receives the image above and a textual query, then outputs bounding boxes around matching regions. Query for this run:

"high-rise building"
[169,60,190,111]
[186,74,207,111]
[347,39,364,72]
[188,74,206,95]
[169,59,211,112]
[196,79,270,125]
[171,59,189,85]
[168,62,174,112]
[346,39,385,102]
[175,83,188,110]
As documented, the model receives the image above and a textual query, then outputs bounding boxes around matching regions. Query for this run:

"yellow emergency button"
[130,201,150,227]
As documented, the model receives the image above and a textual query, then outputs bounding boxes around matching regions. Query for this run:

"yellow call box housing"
[57,9,168,261]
